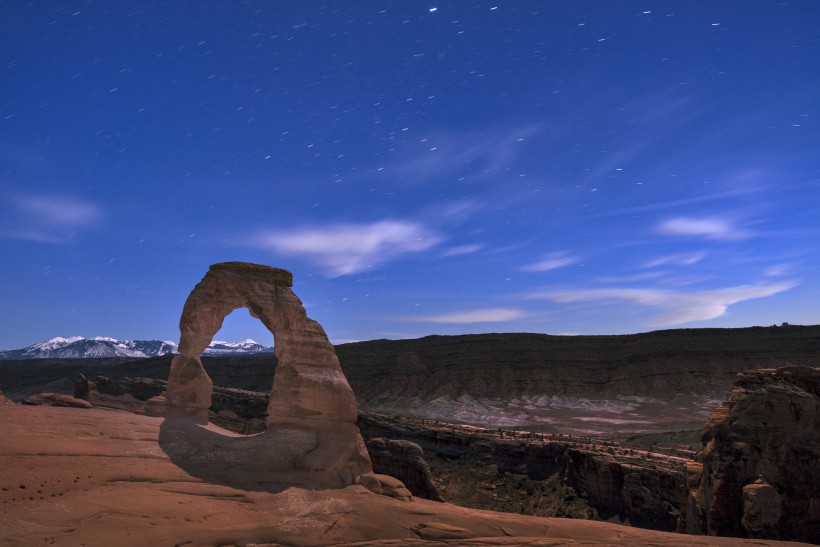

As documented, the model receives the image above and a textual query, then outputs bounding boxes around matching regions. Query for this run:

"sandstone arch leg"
[166,354,213,421]
[162,262,372,488]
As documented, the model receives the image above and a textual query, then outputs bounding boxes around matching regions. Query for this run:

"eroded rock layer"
[161,262,371,488]
[679,366,820,542]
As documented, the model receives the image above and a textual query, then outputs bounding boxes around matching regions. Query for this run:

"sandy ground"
[0,403,807,546]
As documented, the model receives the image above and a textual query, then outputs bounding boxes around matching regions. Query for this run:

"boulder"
[357,473,412,501]
[679,366,820,543]
[741,476,781,539]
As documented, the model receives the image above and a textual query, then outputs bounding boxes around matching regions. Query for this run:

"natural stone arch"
[161,262,371,488]
[166,262,357,424]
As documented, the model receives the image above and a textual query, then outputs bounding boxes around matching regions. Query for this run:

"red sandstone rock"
[741,476,782,539]
[679,366,820,543]
[357,472,413,501]
[22,392,93,409]
[366,437,444,501]
[159,262,372,489]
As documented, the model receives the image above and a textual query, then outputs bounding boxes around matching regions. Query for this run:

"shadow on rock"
[158,416,371,493]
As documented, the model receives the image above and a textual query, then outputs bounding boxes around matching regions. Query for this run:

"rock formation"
[77,374,269,434]
[741,476,781,539]
[358,413,684,531]
[157,262,372,488]
[21,392,93,409]
[679,366,820,542]
[366,437,444,501]
[355,472,413,501]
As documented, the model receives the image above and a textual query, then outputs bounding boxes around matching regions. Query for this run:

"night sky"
[2,1,819,348]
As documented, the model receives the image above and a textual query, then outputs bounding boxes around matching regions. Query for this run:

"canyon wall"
[679,366,820,542]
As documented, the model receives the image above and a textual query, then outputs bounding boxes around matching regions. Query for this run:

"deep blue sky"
[2,1,819,348]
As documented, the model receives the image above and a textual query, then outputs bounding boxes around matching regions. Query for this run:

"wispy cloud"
[656,217,748,241]
[249,220,442,277]
[442,243,484,257]
[15,196,101,226]
[0,230,65,244]
[526,282,796,326]
[596,271,665,284]
[406,308,529,324]
[519,252,579,272]
[1,195,102,244]
[764,264,793,277]
[598,187,765,218]
[643,252,707,268]
[379,124,541,181]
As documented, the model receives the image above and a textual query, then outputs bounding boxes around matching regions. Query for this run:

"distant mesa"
[153,262,376,490]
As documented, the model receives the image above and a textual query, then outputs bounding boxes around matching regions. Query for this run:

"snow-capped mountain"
[204,338,272,355]
[0,336,273,360]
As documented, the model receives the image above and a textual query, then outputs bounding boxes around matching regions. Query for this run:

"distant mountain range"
[0,336,274,360]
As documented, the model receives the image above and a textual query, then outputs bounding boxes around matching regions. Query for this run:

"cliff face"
[357,413,685,531]
[366,437,445,502]
[337,327,820,433]
[339,327,820,402]
[679,366,820,542]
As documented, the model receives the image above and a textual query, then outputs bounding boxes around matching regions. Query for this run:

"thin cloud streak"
[1,195,102,244]
[250,220,442,277]
[0,230,65,244]
[643,252,707,268]
[406,308,529,324]
[15,195,102,226]
[520,252,579,272]
[596,186,765,218]
[379,124,542,181]
[656,217,749,241]
[442,243,484,257]
[526,282,797,326]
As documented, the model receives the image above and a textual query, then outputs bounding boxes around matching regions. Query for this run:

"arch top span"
[208,261,293,286]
